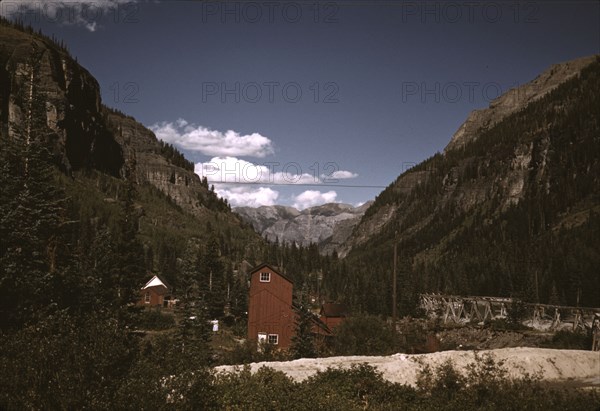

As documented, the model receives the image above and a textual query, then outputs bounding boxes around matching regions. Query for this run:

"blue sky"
[3,0,599,208]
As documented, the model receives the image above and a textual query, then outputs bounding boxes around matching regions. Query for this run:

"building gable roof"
[320,303,348,318]
[249,263,293,284]
[142,275,169,290]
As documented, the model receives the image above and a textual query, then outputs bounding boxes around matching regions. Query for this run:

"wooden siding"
[247,265,295,349]
[138,288,164,307]
[321,316,344,331]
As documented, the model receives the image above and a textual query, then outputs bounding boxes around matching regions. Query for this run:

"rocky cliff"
[0,22,232,221]
[345,55,599,258]
[235,202,371,254]
[339,55,600,307]
[0,23,121,175]
[104,109,227,219]
[444,55,597,152]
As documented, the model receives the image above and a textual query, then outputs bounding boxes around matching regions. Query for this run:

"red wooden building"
[319,303,348,332]
[138,275,171,308]
[247,263,295,349]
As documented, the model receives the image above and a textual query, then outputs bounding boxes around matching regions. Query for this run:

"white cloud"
[1,1,139,32]
[325,170,358,180]
[152,120,274,158]
[195,156,317,185]
[215,186,279,208]
[292,190,337,210]
[194,157,356,208]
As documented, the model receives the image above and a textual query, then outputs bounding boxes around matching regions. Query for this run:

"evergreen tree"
[111,157,147,310]
[0,44,73,327]
[175,280,213,366]
[197,237,226,319]
[290,291,316,359]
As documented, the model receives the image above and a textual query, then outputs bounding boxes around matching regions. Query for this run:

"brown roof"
[248,262,293,284]
[320,303,348,318]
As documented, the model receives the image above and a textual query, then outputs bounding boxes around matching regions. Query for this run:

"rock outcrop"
[343,55,599,258]
[0,24,121,175]
[0,22,226,220]
[235,202,371,254]
[445,55,597,152]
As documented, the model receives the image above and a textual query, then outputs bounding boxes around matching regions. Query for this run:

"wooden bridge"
[419,294,600,338]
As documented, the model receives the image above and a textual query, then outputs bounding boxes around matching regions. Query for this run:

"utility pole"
[392,231,398,333]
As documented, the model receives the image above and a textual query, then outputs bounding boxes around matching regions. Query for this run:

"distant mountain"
[235,202,372,254]
[339,55,600,309]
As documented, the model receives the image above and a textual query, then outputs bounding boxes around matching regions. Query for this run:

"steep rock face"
[342,170,433,257]
[0,23,229,220]
[235,202,371,254]
[332,56,600,313]
[344,56,599,257]
[340,55,600,307]
[445,55,597,152]
[104,110,221,219]
[233,205,300,233]
[0,24,121,175]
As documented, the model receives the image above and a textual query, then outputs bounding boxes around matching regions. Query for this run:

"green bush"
[136,309,176,330]
[217,339,290,366]
[507,299,529,326]
[332,314,397,356]
[542,330,592,350]
[229,318,248,338]
[210,357,600,410]
[0,311,135,410]
[414,353,600,411]
[294,364,416,410]
[115,333,217,410]
[215,366,294,410]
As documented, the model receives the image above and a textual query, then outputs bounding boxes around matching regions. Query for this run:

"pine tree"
[175,278,213,366]
[0,44,73,327]
[290,291,316,359]
[112,157,147,310]
[197,237,225,319]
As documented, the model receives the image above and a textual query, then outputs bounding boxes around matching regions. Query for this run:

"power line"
[208,181,388,189]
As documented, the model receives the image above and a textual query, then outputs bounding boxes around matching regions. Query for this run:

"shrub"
[416,359,466,405]
[0,311,135,410]
[542,329,592,350]
[115,334,217,410]
[414,353,600,411]
[507,298,528,326]
[136,309,176,330]
[332,314,396,356]
[294,364,416,410]
[215,366,294,410]
[217,339,290,366]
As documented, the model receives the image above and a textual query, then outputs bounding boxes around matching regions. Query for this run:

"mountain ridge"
[445,55,598,152]
[334,54,600,311]
[234,202,372,254]
[0,20,263,288]
[344,54,599,258]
